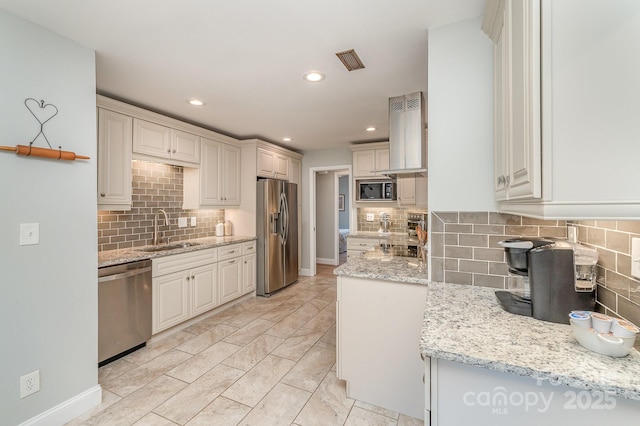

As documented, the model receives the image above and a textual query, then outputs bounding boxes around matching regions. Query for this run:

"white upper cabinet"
[257,147,289,180]
[133,119,200,166]
[352,142,390,177]
[97,108,132,210]
[183,138,241,208]
[483,0,640,218]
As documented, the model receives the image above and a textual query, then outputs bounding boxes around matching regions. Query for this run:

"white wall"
[0,10,99,425]
[300,147,352,270]
[427,16,496,212]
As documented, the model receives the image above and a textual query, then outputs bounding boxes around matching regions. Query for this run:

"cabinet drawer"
[347,238,379,250]
[218,243,243,261]
[242,240,256,255]
[152,248,217,277]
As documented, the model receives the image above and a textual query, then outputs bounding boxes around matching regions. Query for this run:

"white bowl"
[570,319,636,357]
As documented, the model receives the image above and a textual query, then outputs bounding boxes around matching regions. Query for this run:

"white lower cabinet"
[152,248,218,334]
[219,257,242,305]
[242,241,257,294]
[346,237,380,259]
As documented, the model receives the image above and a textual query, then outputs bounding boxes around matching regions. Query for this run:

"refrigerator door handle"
[279,192,287,244]
[282,193,289,245]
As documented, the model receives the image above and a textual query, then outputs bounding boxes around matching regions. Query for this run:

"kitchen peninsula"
[334,249,429,420]
[421,282,640,424]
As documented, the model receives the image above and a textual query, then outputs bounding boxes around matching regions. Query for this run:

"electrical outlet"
[632,238,640,280]
[20,370,40,398]
[567,225,577,243]
[190,217,197,226]
[178,217,187,228]
[366,213,374,222]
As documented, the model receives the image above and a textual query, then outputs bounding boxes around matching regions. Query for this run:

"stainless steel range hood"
[375,92,427,177]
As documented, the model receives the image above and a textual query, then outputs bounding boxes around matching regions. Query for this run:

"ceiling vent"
[335,49,365,71]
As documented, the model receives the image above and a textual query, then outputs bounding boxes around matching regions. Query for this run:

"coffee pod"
[611,319,639,338]
[590,313,613,333]
[569,312,591,329]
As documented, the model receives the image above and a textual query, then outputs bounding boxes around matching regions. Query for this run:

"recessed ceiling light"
[188,99,205,106]
[303,71,325,82]
[283,137,292,142]
[366,127,376,132]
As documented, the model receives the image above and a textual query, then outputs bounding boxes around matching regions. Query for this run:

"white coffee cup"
[590,313,613,333]
[611,319,639,338]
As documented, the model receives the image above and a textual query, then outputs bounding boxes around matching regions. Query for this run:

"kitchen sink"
[137,242,201,252]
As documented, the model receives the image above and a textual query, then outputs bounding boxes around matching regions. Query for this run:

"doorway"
[308,165,352,277]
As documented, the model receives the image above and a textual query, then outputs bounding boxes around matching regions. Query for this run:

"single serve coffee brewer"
[496,237,598,324]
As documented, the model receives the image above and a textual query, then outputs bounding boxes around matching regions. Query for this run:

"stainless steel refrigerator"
[256,179,299,296]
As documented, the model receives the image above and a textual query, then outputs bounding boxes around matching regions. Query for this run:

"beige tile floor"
[68,267,423,426]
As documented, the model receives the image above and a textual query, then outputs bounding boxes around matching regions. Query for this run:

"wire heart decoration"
[24,98,59,149]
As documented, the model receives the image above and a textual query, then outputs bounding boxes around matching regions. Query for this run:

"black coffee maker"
[496,237,597,324]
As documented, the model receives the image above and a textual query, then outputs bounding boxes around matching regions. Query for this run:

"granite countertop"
[98,235,257,268]
[334,248,429,285]
[420,281,640,401]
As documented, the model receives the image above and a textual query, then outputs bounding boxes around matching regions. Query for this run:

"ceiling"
[0,0,484,152]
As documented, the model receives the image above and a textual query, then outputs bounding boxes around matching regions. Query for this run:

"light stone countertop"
[347,232,411,245]
[420,281,640,401]
[334,249,429,285]
[98,235,257,268]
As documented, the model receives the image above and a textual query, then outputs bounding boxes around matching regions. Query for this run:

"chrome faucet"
[153,209,170,245]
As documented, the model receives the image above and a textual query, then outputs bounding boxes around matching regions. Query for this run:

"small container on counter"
[215,221,224,237]
[224,220,233,236]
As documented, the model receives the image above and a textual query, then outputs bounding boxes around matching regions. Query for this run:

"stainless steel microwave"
[356,180,397,201]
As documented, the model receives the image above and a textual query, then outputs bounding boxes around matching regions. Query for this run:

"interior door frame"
[308,164,352,277]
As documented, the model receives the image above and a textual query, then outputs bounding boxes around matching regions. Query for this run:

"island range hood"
[375,91,427,177]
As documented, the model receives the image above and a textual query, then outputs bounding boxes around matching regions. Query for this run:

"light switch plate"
[190,217,197,226]
[20,223,39,246]
[178,217,187,228]
[631,238,640,280]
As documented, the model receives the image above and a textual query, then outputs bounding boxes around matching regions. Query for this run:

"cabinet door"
[353,150,376,177]
[375,148,390,171]
[171,129,200,164]
[494,14,509,201]
[274,153,289,180]
[415,175,428,208]
[257,148,275,178]
[200,139,222,205]
[133,118,171,159]
[191,263,218,316]
[219,258,242,304]
[153,271,189,334]
[505,0,541,200]
[222,144,241,205]
[397,175,416,205]
[97,109,132,210]
[242,254,256,294]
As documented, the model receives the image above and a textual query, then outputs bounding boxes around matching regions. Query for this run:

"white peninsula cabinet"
[97,108,132,210]
[483,0,640,219]
[152,248,218,334]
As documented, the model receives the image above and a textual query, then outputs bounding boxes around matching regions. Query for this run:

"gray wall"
[338,175,350,229]
[0,10,98,424]
[316,173,336,261]
[300,147,352,271]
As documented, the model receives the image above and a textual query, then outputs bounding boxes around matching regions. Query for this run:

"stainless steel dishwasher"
[98,259,152,365]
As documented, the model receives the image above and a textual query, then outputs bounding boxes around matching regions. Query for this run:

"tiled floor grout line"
[73,269,421,426]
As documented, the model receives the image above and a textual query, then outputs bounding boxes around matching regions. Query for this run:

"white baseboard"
[316,257,337,265]
[19,385,102,426]
[299,268,312,276]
